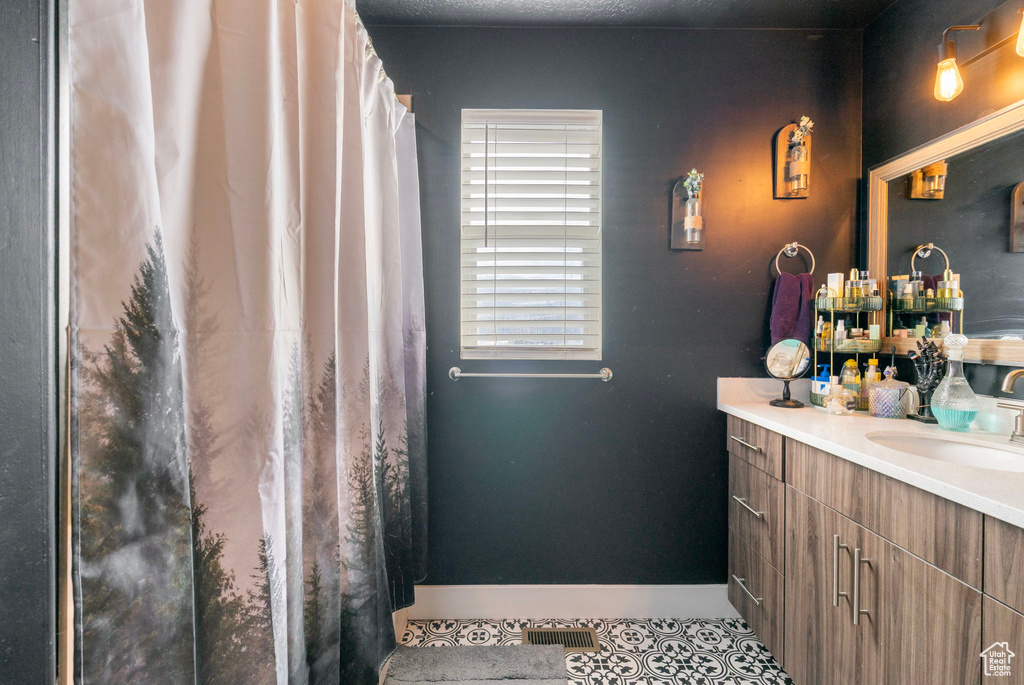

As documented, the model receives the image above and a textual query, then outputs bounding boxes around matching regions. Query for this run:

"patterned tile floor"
[400,618,794,684]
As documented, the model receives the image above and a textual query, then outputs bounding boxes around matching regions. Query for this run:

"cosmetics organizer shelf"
[811,293,883,410]
[814,296,883,312]
[810,391,870,411]
[886,244,965,337]
[891,296,964,313]
[813,338,883,354]
[887,292,964,337]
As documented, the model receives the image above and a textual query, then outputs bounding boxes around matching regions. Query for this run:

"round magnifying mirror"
[764,338,811,409]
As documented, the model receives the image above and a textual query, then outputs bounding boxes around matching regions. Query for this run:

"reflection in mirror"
[887,128,1024,340]
[765,338,811,408]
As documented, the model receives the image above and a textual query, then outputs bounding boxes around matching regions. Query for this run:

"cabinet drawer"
[726,415,783,479]
[729,530,784,660]
[787,438,983,588]
[985,516,1024,615]
[729,454,784,572]
[983,596,1024,683]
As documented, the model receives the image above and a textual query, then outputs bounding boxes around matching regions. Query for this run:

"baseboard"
[407,584,738,620]
[393,607,410,637]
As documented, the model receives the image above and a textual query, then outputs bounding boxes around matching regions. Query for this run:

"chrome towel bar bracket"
[449,367,613,382]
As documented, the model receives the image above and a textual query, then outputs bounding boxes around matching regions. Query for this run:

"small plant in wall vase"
[671,168,705,250]
[774,115,814,199]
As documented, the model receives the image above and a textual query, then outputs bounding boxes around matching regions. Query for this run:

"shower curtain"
[69,1,426,683]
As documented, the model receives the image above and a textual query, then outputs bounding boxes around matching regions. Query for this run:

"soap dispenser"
[931,334,979,431]
[814,364,830,395]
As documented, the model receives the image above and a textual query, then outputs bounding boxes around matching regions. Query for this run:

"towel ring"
[911,243,950,272]
[773,242,816,276]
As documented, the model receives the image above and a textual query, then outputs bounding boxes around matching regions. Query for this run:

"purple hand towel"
[770,272,815,344]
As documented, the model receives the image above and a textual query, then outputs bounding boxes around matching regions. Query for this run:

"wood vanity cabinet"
[723,416,1023,685]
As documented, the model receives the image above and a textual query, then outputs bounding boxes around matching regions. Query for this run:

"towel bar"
[449,367,613,382]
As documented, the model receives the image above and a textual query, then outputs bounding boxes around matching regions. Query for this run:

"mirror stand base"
[770,398,805,409]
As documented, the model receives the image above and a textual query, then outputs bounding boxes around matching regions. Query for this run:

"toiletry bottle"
[847,268,861,299]
[814,364,831,396]
[815,316,824,337]
[937,268,953,299]
[827,273,844,298]
[892,275,909,300]
[909,270,924,298]
[840,359,861,395]
[835,320,847,340]
[931,334,979,432]
[914,317,928,338]
[932,320,951,338]
[821,320,833,340]
[862,357,880,400]
[863,270,878,297]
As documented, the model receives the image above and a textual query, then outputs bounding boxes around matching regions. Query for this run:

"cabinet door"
[832,500,885,684]
[983,596,1024,683]
[787,485,982,684]
[785,487,860,684]
[881,537,981,684]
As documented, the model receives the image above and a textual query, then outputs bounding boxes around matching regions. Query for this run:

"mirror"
[887,129,1024,340]
[765,338,811,408]
[869,103,1024,366]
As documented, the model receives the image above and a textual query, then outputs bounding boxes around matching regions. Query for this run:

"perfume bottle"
[931,334,979,432]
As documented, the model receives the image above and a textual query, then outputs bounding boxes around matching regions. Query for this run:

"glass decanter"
[931,334,979,431]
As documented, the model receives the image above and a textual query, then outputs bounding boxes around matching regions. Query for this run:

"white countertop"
[717,378,1024,529]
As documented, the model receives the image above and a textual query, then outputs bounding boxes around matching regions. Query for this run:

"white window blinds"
[460,109,603,360]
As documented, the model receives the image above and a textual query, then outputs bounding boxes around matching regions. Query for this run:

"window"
[460,109,603,360]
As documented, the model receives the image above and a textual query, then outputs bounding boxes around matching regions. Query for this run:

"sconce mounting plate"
[773,123,811,200]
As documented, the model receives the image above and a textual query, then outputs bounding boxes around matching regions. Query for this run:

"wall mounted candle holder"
[773,116,813,199]
[671,168,705,250]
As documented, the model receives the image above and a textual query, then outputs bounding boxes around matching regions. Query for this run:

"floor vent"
[521,627,600,653]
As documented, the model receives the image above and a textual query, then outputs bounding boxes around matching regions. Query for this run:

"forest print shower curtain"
[69,1,426,683]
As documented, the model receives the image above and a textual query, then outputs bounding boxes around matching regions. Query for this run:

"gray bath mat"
[385,645,566,684]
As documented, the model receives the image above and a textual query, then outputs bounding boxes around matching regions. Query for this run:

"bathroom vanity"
[719,380,1024,684]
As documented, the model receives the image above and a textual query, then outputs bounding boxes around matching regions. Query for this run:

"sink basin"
[867,432,1024,472]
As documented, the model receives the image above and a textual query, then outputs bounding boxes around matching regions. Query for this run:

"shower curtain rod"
[449,367,613,382]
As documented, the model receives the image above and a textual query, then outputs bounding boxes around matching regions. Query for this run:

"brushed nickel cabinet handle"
[732,496,765,519]
[730,436,763,453]
[732,575,763,606]
[852,547,871,625]
[833,534,849,607]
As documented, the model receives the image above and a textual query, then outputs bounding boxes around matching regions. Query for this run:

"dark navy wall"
[0,0,57,682]
[367,26,863,584]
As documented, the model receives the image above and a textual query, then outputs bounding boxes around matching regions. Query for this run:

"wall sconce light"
[934,25,980,101]
[909,161,948,199]
[1017,10,1024,57]
[773,116,813,199]
[1011,182,1024,252]
[671,168,704,250]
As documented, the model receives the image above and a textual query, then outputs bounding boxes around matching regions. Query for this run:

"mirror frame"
[868,98,1024,367]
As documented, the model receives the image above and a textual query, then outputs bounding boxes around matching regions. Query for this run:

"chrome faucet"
[1000,369,1024,446]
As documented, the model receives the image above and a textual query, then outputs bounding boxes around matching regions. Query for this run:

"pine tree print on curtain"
[69,0,427,683]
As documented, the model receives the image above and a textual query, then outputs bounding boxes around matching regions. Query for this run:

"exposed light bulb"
[934,58,964,102]
[1017,14,1024,57]
[933,26,978,103]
